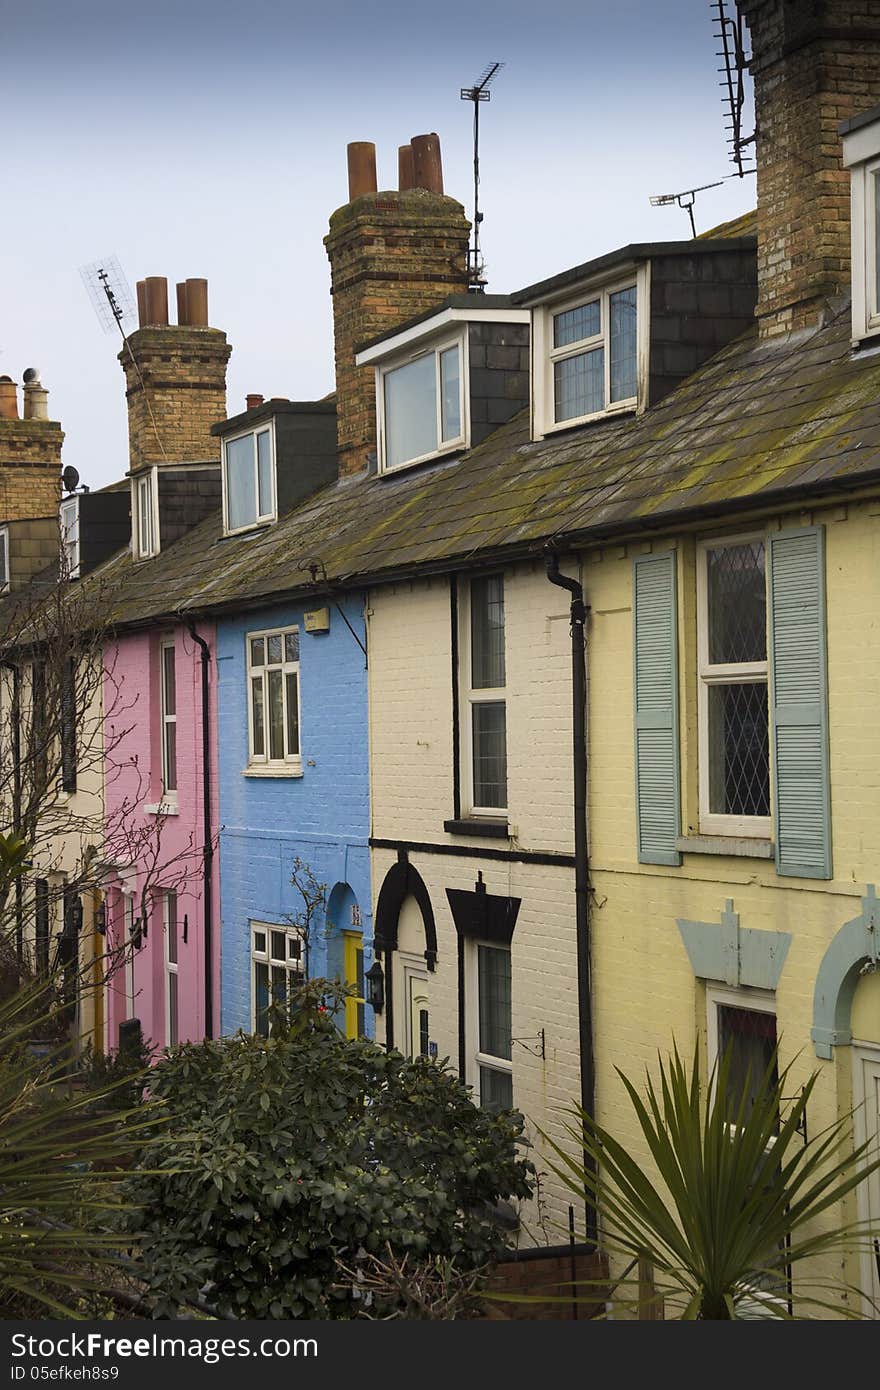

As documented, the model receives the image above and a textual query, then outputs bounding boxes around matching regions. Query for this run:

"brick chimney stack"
[739,0,880,335]
[324,134,471,477]
[119,275,231,470]
[0,370,64,521]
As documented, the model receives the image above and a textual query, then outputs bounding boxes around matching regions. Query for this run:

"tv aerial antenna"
[649,179,725,237]
[711,0,756,176]
[79,254,168,463]
[460,60,504,292]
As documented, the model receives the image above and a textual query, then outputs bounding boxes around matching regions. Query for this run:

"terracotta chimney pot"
[143,276,169,327]
[411,133,443,194]
[0,376,18,420]
[398,144,415,190]
[347,142,378,201]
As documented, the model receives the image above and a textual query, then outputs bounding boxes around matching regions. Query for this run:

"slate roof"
[84,299,880,631]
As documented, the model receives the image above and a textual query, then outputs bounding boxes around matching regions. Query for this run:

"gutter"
[184,619,214,1039]
[543,547,597,1244]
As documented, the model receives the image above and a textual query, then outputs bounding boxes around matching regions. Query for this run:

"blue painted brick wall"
[216,595,372,1036]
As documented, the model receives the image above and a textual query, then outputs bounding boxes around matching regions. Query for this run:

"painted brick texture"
[324,190,470,477]
[103,622,219,1052]
[215,596,371,1036]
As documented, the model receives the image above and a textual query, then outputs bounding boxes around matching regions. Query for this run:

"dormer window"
[60,498,79,579]
[378,335,466,473]
[531,269,647,437]
[842,111,880,343]
[133,469,159,560]
[222,424,276,534]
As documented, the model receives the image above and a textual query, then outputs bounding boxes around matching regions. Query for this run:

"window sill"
[144,801,179,817]
[444,817,509,839]
[675,835,773,860]
[242,765,304,779]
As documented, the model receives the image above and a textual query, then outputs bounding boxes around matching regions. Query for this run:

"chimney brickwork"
[0,376,63,521]
[324,137,471,477]
[120,276,231,471]
[740,0,880,335]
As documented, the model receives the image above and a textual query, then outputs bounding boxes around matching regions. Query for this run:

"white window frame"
[532,262,649,439]
[159,638,177,801]
[461,574,508,817]
[221,420,277,535]
[132,468,159,559]
[696,533,771,839]
[465,938,513,1108]
[250,920,305,1035]
[844,122,880,343]
[245,625,302,774]
[60,498,80,579]
[163,890,178,1047]
[705,983,788,1317]
[376,330,468,475]
[0,526,8,592]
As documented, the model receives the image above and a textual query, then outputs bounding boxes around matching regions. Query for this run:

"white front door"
[409,974,430,1059]
[853,1043,880,1318]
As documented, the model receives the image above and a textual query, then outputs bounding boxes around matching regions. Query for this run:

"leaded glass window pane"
[707,542,767,664]
[471,575,505,688]
[555,347,604,421]
[553,299,600,348]
[225,436,256,531]
[384,354,437,468]
[609,286,637,401]
[472,701,507,808]
[440,346,461,442]
[707,682,770,817]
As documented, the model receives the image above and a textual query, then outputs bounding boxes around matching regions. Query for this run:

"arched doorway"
[373,852,436,1051]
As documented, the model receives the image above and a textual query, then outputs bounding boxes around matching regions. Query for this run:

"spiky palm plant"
[542,1044,880,1319]
[0,973,153,1316]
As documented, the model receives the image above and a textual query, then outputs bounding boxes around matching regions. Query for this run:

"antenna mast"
[711,0,755,176]
[80,255,168,463]
[460,60,504,292]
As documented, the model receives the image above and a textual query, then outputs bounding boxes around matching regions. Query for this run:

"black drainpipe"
[544,546,596,1244]
[185,620,213,1039]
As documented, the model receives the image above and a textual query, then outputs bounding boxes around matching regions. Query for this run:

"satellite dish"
[62,465,80,494]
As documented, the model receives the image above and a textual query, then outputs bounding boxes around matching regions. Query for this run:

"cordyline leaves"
[540,1043,880,1319]
[0,971,160,1317]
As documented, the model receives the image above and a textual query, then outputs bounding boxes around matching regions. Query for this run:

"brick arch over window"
[812,885,880,1059]
[374,850,437,1049]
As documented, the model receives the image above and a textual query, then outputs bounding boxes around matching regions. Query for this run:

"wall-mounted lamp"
[365,960,384,1013]
[95,900,106,936]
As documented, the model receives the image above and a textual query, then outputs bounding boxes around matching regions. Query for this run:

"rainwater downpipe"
[185,620,213,1039]
[544,546,597,1245]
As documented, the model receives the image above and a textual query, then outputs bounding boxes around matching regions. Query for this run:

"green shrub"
[123,980,534,1319]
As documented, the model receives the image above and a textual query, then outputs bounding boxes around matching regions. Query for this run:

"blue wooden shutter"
[633,552,681,866]
[768,525,831,879]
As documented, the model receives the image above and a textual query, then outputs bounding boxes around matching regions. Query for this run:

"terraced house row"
[1,0,880,1314]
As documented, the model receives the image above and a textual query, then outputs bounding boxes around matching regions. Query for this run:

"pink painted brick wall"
[103,621,220,1054]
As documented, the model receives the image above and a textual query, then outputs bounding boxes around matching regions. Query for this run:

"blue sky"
[1,0,755,486]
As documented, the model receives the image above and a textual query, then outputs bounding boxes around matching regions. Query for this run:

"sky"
[0,0,755,488]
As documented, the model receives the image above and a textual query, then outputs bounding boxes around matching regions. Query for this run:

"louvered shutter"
[768,526,831,879]
[633,552,681,866]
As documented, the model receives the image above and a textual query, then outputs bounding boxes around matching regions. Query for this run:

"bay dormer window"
[60,498,79,579]
[531,266,648,436]
[132,468,159,560]
[222,423,276,534]
[378,334,466,473]
[842,109,880,343]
